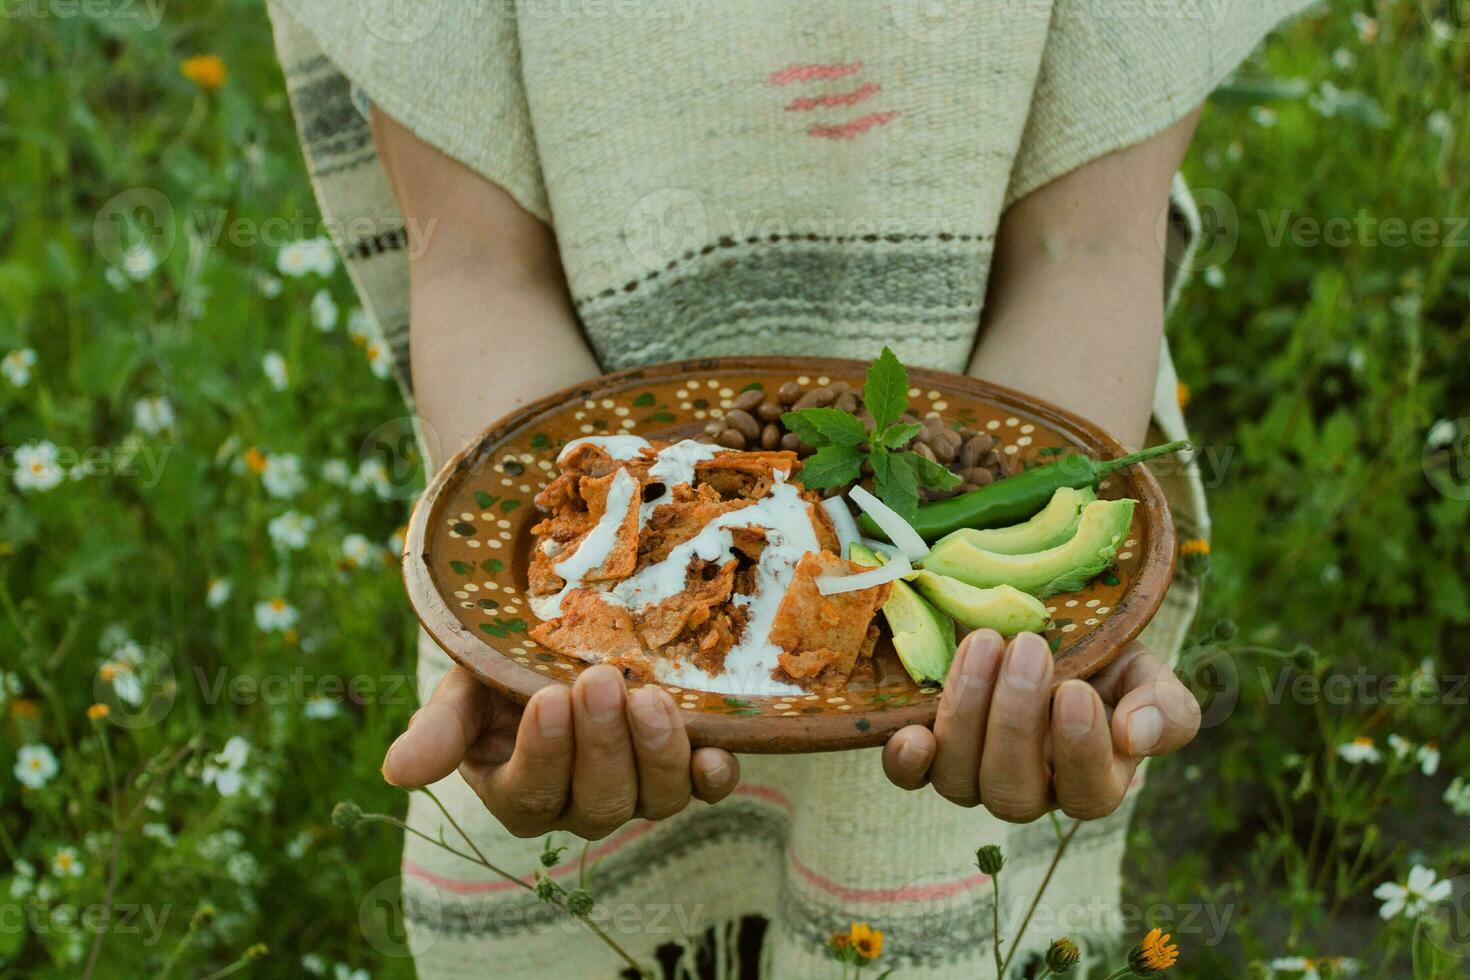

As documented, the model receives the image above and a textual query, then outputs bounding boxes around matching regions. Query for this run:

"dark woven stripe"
[348,227,409,259]
[291,71,373,165]
[574,231,992,308]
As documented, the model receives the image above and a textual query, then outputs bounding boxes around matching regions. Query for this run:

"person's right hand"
[382,664,740,840]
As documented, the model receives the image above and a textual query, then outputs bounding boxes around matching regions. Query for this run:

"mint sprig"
[781,347,962,517]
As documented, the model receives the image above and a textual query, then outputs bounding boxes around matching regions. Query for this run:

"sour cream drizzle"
[530,437,813,695]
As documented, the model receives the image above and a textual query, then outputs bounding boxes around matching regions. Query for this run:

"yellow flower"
[1176,381,1190,409]
[181,54,227,91]
[10,699,39,719]
[848,922,883,961]
[1129,927,1179,974]
[87,703,110,720]
[1180,538,1210,557]
[244,447,268,475]
[284,627,300,646]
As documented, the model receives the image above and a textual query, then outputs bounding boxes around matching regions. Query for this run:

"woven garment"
[265,2,1304,976]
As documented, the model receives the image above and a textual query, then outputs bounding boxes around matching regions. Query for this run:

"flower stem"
[999,820,1082,977]
[990,873,1004,977]
[419,786,524,883]
[81,719,123,980]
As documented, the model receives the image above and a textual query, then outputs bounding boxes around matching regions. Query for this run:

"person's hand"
[881,630,1201,822]
[383,664,740,839]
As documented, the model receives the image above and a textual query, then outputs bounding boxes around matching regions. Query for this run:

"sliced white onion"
[816,550,913,595]
[848,485,929,562]
[821,496,862,559]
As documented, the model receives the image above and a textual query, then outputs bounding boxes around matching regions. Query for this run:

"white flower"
[286,832,312,860]
[14,744,58,789]
[8,875,32,899]
[99,643,145,707]
[1417,742,1440,777]
[206,578,232,609]
[321,459,352,486]
[254,598,299,633]
[121,245,159,281]
[133,396,176,435]
[226,851,261,885]
[365,341,392,379]
[197,829,245,861]
[1445,777,1470,816]
[301,953,327,976]
[1250,106,1277,128]
[268,511,315,551]
[257,273,282,298]
[341,533,379,568]
[1351,11,1378,43]
[2,348,36,386]
[1203,266,1225,288]
[141,822,177,846]
[334,964,369,980]
[388,527,406,556]
[346,307,373,343]
[104,266,128,291]
[353,458,395,500]
[310,289,339,331]
[1427,110,1453,140]
[277,237,337,278]
[1386,734,1413,760]
[200,736,250,797]
[261,453,307,499]
[1374,865,1453,921]
[0,671,21,710]
[303,696,341,720]
[262,350,289,391]
[1336,737,1381,765]
[1266,956,1358,979]
[1391,293,1421,320]
[1331,47,1356,72]
[51,847,84,878]
[12,441,65,493]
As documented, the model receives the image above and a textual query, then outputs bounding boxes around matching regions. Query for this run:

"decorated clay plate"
[403,357,1175,753]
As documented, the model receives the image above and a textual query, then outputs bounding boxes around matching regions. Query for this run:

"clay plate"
[403,357,1176,753]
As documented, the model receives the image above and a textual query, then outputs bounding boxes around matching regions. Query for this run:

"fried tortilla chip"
[770,550,892,689]
[696,450,798,500]
[528,589,654,680]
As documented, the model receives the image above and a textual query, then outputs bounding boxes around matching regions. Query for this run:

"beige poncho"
[268,2,1304,975]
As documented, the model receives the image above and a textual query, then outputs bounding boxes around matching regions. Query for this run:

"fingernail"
[381,736,407,784]
[583,669,624,723]
[1128,706,1164,754]
[1057,682,1095,737]
[897,738,928,769]
[701,758,731,789]
[536,689,570,739]
[1005,634,1049,690]
[629,688,673,747]
[964,632,1002,681]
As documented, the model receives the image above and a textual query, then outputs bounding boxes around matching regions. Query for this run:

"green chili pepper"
[858,440,1191,543]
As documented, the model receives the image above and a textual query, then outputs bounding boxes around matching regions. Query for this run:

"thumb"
[1107,655,1202,759]
[382,668,493,787]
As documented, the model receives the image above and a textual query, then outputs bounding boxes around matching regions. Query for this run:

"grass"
[0,1,1465,977]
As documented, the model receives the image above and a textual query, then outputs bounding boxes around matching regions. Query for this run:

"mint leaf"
[877,422,922,450]
[902,451,962,490]
[870,447,919,521]
[782,408,867,448]
[864,346,908,431]
[781,411,831,449]
[798,444,864,489]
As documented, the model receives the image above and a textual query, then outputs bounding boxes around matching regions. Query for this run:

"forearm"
[967,237,1163,450]
[410,266,599,466]
[370,106,600,466]
[969,109,1200,450]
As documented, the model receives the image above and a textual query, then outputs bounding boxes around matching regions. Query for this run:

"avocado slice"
[934,486,1096,555]
[850,542,958,685]
[909,572,1050,636]
[920,499,1136,598]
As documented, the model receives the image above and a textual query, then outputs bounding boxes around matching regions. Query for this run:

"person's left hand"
[881,630,1201,822]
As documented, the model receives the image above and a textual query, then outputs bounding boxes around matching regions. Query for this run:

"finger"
[565,665,639,839]
[627,687,693,820]
[1051,680,1133,820]
[928,629,1005,806]
[465,685,574,836]
[383,667,497,787]
[1108,652,1202,758]
[882,725,936,791]
[691,748,740,804]
[979,632,1055,823]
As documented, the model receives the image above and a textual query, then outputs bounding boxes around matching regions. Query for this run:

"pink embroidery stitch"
[785,82,882,112]
[766,61,864,86]
[807,111,902,140]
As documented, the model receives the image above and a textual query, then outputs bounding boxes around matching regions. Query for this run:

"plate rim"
[403,355,1176,753]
